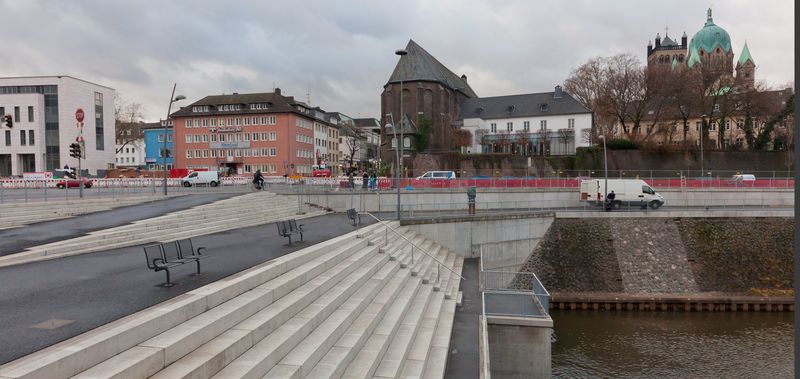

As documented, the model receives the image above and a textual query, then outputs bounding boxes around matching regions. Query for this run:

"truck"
[579,178,665,210]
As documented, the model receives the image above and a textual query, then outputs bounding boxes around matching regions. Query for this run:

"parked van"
[579,178,665,209]
[182,171,220,187]
[416,171,456,179]
[731,174,756,182]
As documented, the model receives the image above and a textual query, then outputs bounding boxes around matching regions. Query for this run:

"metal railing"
[481,292,491,379]
[361,211,465,284]
[480,247,550,318]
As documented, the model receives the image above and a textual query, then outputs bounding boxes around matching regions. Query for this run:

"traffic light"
[69,143,82,159]
[3,115,11,128]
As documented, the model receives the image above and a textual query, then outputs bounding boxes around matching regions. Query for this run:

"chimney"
[461,74,467,82]
[274,87,281,96]
[554,85,563,99]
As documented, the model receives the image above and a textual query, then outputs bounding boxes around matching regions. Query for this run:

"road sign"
[75,108,84,122]
[76,135,84,142]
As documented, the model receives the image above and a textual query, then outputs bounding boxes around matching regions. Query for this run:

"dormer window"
[506,105,515,114]
[540,103,549,112]
[192,105,209,113]
[219,104,241,111]
[475,107,484,115]
[251,103,270,110]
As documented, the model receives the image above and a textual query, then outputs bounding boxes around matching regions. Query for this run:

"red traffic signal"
[3,115,11,128]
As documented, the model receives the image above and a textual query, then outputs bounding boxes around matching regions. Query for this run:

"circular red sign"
[75,109,84,122]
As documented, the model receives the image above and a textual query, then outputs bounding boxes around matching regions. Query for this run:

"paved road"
[0,213,376,365]
[0,193,243,255]
[446,258,479,379]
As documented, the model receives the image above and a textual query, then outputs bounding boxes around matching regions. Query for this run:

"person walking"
[605,190,616,211]
[252,169,264,190]
[369,172,377,191]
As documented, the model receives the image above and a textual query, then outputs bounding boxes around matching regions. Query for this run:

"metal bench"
[276,219,304,245]
[346,208,361,226]
[143,238,208,286]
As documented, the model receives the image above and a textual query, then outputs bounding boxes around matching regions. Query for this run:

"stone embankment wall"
[519,218,794,295]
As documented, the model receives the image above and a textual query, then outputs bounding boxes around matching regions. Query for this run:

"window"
[210,134,217,142]
[235,149,241,157]
[270,148,277,156]
[490,123,497,133]
[709,122,716,131]
[695,121,701,131]
[186,119,193,128]
[251,132,258,141]
[202,119,208,127]
[27,106,33,122]
[0,107,3,116]
[269,132,277,141]
[194,135,201,143]
[736,120,744,129]
[235,117,241,126]
[506,122,513,132]
[713,104,720,112]
[192,106,209,113]
[523,121,530,131]
[403,136,411,148]
[243,133,250,141]
[202,134,208,142]
[14,106,20,122]
[211,118,217,126]
[158,133,165,142]
[4,130,9,146]
[269,116,276,125]
[539,103,549,112]
[252,117,258,125]
[568,118,575,128]
[262,148,268,156]
[391,138,397,148]
[252,149,259,157]
[725,120,731,130]
[19,130,26,145]
[167,133,172,142]
[28,130,34,145]
[219,134,225,142]
[185,135,192,143]
[186,150,193,158]
[540,120,547,130]
[243,117,250,126]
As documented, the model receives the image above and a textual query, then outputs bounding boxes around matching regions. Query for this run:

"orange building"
[171,89,322,176]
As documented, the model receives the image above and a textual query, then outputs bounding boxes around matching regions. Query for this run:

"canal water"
[551,311,793,378]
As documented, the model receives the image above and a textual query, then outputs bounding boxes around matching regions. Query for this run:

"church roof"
[387,39,477,98]
[737,42,755,66]
[661,34,678,47]
[459,90,591,120]
[687,8,732,68]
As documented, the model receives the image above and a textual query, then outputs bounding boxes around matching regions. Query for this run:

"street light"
[599,134,608,207]
[700,113,706,187]
[385,115,401,220]
[163,83,185,195]
[395,49,407,181]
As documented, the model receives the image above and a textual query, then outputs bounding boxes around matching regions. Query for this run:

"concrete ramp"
[611,219,698,293]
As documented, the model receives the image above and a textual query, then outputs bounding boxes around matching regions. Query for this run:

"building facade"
[115,139,145,168]
[143,121,173,171]
[381,40,476,167]
[0,76,115,176]
[171,89,317,176]
[460,86,593,155]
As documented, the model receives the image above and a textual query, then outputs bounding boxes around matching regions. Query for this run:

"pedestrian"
[467,186,477,215]
[348,171,355,190]
[362,171,369,189]
[605,190,616,211]
[369,172,377,191]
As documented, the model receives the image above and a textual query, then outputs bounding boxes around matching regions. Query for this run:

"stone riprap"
[518,218,793,295]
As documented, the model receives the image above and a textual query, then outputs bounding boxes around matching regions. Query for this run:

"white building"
[0,76,116,176]
[115,138,145,167]
[459,86,592,156]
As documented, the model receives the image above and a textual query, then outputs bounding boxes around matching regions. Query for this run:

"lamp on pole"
[700,113,706,187]
[599,133,608,207]
[162,83,186,196]
[385,115,401,220]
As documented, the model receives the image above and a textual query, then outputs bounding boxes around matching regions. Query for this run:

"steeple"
[706,8,714,26]
[737,41,755,66]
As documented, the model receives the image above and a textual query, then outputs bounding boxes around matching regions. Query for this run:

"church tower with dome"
[647,8,756,90]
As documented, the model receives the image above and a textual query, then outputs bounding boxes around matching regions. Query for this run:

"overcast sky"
[0,0,793,121]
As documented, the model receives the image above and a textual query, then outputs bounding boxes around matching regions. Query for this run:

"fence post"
[24,182,28,203]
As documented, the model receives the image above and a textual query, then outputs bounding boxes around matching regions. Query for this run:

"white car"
[182,171,220,187]
[416,171,456,179]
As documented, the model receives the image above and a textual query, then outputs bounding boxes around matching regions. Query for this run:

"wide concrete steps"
[0,192,322,268]
[0,222,464,379]
[0,195,176,229]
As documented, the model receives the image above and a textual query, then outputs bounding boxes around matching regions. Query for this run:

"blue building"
[143,121,173,171]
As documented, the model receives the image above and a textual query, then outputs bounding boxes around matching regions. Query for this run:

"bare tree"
[475,129,488,153]
[115,95,145,153]
[564,57,616,143]
[536,128,550,155]
[515,129,531,155]
[454,129,473,152]
[344,128,363,169]
[557,128,573,154]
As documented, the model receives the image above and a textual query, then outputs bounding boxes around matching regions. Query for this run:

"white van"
[182,171,220,187]
[416,171,456,179]
[579,178,665,209]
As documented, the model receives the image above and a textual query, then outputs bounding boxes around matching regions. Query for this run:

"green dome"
[687,8,732,68]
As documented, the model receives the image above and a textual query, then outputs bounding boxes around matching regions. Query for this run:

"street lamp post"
[700,113,705,187]
[599,134,608,207]
[162,83,186,196]
[386,115,401,220]
[394,48,407,219]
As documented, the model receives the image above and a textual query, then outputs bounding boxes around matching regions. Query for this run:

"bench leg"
[288,235,292,246]
[163,269,174,287]
[194,259,201,275]
[300,232,304,242]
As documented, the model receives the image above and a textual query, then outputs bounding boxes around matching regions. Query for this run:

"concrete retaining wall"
[402,213,553,259]
[304,188,793,213]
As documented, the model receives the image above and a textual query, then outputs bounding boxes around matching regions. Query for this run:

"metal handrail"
[481,292,491,379]
[362,211,465,281]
